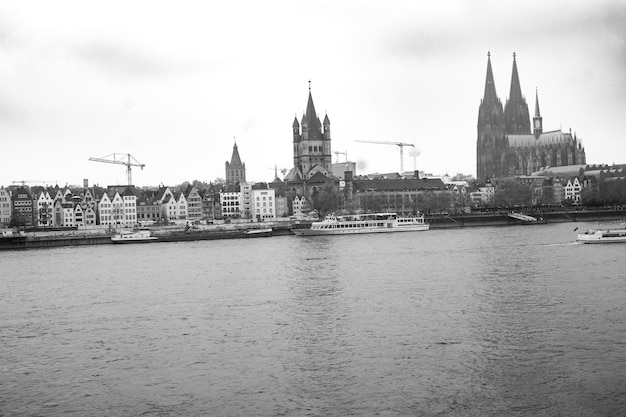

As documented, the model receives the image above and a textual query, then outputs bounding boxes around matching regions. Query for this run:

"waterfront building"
[251,183,276,221]
[84,205,97,226]
[220,185,241,218]
[11,186,34,226]
[35,190,54,227]
[184,185,203,222]
[225,142,246,185]
[97,192,113,226]
[136,195,161,224]
[61,198,75,227]
[292,195,310,216]
[240,182,253,219]
[564,177,583,203]
[343,176,448,216]
[0,187,12,225]
[201,185,220,222]
[477,52,586,181]
[274,195,289,218]
[470,183,495,206]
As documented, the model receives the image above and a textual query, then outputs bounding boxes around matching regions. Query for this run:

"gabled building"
[564,177,583,203]
[35,190,54,227]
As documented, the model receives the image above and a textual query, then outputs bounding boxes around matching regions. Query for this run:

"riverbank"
[2,208,624,250]
[426,208,626,228]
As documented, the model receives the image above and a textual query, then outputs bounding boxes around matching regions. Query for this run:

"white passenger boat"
[292,212,429,236]
[576,226,626,244]
[111,230,158,243]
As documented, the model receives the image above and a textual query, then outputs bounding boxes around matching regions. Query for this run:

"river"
[1,222,625,416]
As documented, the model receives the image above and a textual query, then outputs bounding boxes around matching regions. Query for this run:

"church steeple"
[291,82,332,180]
[504,51,531,134]
[508,52,523,101]
[533,88,543,139]
[225,140,246,185]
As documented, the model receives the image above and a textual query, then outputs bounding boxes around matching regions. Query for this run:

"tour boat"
[576,226,626,244]
[292,212,429,236]
[111,230,158,244]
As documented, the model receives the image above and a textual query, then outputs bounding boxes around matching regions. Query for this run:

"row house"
[292,195,310,216]
[564,177,583,203]
[240,183,253,219]
[220,185,241,218]
[136,195,162,224]
[184,186,203,222]
[98,187,137,228]
[36,190,54,226]
[0,187,12,225]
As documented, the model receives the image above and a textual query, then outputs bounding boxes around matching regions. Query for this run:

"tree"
[9,209,25,228]
[310,182,338,219]
[493,179,532,208]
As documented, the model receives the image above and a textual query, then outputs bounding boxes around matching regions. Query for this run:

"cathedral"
[477,52,586,181]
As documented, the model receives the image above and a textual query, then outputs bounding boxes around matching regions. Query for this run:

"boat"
[576,225,626,244]
[508,212,547,225]
[111,230,158,243]
[291,212,429,236]
[244,228,273,237]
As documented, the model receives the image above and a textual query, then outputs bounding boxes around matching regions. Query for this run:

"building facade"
[477,52,586,181]
[0,187,12,225]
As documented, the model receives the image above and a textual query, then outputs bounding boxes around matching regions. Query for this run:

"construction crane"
[334,151,347,163]
[89,153,145,185]
[12,180,55,186]
[355,140,415,173]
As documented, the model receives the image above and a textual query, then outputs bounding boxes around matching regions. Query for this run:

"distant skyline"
[1,1,625,187]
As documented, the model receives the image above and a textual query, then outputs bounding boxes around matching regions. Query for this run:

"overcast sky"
[1,0,625,188]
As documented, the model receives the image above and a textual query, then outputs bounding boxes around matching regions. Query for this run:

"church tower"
[533,89,543,139]
[292,83,332,179]
[225,141,246,185]
[477,52,506,180]
[504,52,531,134]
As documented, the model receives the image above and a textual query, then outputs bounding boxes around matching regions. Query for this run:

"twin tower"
[477,52,585,181]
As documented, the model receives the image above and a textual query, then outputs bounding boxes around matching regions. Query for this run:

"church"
[477,52,586,181]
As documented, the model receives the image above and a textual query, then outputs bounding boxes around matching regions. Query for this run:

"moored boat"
[244,228,273,237]
[111,230,157,243]
[576,226,626,244]
[292,212,429,236]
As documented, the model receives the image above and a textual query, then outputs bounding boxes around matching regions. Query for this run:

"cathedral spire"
[504,51,531,134]
[508,52,523,101]
[482,51,498,103]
